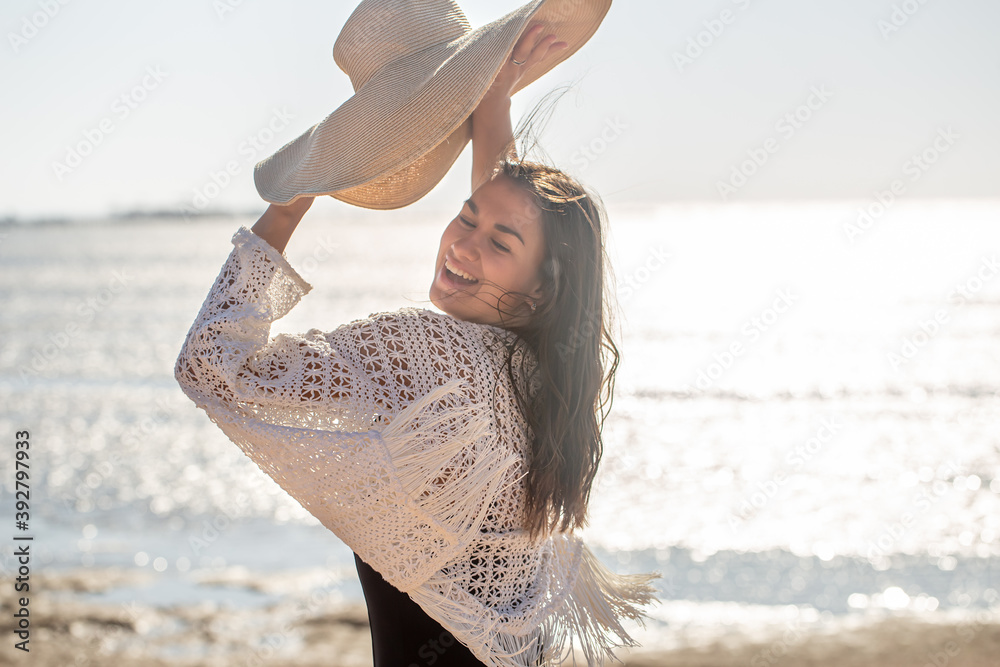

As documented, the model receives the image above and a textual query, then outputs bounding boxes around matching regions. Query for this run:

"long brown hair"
[483,86,621,539]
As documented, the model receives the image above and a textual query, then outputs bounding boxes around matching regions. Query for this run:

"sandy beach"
[4,566,998,667]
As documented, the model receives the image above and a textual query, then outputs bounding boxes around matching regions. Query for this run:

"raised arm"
[251,196,314,254]
[173,224,406,433]
[470,95,514,195]
[470,25,567,194]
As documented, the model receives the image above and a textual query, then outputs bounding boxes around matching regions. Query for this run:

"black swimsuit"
[354,552,488,666]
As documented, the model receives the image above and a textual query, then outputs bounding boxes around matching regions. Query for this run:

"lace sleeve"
[173,225,395,431]
[172,226,527,593]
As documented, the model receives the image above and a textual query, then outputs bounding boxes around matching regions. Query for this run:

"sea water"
[0,198,997,650]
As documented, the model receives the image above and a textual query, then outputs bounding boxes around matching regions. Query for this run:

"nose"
[450,229,479,262]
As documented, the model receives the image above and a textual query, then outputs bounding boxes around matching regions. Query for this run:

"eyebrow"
[463,198,525,246]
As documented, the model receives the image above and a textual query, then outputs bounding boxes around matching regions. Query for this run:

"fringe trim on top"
[408,533,661,667]
[537,536,661,666]
[374,378,523,591]
[193,376,522,595]
[177,227,662,666]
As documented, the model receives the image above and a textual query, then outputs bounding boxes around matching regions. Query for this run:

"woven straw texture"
[252,0,612,209]
[174,226,659,666]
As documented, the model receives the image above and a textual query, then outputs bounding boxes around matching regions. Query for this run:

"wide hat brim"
[253,0,612,209]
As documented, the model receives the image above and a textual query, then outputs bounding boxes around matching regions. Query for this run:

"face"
[429,174,547,328]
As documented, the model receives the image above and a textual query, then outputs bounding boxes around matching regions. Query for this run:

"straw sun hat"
[252,0,613,209]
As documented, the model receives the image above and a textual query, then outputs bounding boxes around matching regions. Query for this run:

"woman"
[175,24,657,667]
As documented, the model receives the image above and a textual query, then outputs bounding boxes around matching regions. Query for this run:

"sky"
[0,0,998,220]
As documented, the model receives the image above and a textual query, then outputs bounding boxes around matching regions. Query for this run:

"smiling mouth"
[444,258,479,286]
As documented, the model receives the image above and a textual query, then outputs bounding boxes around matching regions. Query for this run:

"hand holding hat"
[252,0,612,210]
[480,24,568,107]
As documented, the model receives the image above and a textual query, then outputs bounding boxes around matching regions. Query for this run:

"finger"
[529,34,564,64]
[512,24,545,62]
[546,41,569,59]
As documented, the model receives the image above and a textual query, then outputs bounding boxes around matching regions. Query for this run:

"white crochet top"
[174,226,658,666]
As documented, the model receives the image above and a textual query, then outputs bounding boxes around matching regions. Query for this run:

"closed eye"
[459,217,510,253]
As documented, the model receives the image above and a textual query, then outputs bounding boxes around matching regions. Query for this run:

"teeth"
[445,258,478,282]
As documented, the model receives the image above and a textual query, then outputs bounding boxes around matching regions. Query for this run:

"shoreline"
[4,567,998,666]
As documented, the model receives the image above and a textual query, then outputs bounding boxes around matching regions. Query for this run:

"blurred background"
[1,0,998,665]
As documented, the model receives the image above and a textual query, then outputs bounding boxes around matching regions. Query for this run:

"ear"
[526,277,545,302]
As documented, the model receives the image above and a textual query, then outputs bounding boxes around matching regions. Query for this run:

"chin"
[436,300,470,322]
[429,291,478,324]
[429,286,459,317]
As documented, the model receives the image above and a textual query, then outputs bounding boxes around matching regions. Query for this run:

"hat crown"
[334,0,472,91]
